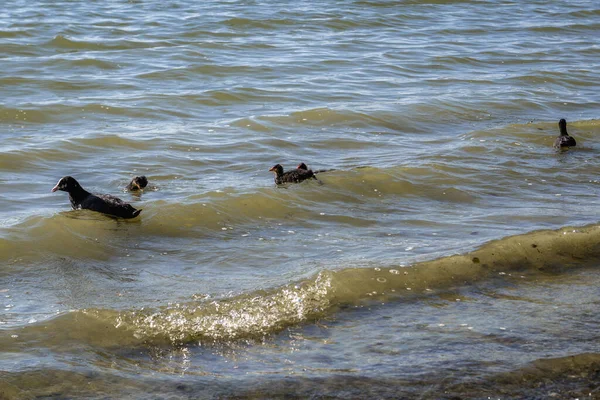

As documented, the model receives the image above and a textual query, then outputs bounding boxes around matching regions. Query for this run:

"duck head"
[51,176,82,193]
[558,118,568,135]
[269,164,284,176]
[128,175,148,190]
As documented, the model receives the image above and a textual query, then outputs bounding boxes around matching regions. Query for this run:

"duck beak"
[268,166,275,172]
[51,184,59,192]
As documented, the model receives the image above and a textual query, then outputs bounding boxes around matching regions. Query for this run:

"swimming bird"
[52,176,141,219]
[269,164,316,185]
[553,118,576,148]
[126,175,148,191]
[297,162,333,174]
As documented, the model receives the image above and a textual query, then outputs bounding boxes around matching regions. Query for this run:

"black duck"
[52,176,141,219]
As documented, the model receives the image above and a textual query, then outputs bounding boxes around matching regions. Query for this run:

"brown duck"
[126,175,148,191]
[269,164,316,185]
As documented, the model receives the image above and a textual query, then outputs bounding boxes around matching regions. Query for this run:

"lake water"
[1,0,600,398]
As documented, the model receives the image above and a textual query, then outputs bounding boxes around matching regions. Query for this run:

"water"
[1,0,600,398]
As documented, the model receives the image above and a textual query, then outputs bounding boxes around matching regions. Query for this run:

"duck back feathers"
[269,164,315,185]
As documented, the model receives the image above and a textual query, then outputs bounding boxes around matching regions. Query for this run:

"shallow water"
[1,0,600,398]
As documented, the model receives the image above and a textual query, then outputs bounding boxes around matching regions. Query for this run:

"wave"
[0,132,163,173]
[441,353,600,399]
[222,17,292,30]
[53,57,121,70]
[0,77,135,94]
[2,222,599,347]
[0,102,185,125]
[203,88,294,105]
[136,64,273,80]
[66,133,161,151]
[232,107,428,133]
[0,106,62,124]
[1,351,597,399]
[527,23,600,33]
[0,29,33,39]
[461,118,600,148]
[47,35,174,51]
[0,213,131,265]
[195,353,600,399]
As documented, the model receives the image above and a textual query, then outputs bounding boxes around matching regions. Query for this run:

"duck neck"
[560,125,568,136]
[68,187,91,206]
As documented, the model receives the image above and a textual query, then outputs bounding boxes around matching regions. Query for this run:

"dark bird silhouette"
[553,118,576,148]
[52,176,141,219]
[269,164,316,185]
[297,162,334,174]
[126,175,148,191]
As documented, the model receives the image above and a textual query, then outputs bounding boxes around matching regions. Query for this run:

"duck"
[126,175,148,191]
[52,176,141,219]
[269,164,316,185]
[553,118,576,148]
